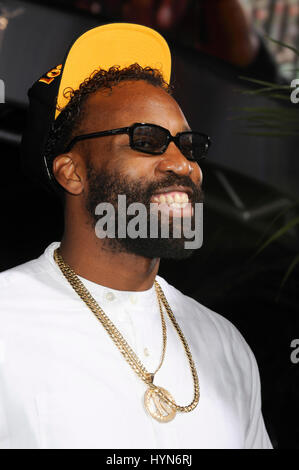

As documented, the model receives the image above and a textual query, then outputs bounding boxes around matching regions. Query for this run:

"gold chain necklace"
[54,248,200,422]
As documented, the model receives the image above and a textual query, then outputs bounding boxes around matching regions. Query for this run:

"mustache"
[144,174,204,204]
[85,164,204,209]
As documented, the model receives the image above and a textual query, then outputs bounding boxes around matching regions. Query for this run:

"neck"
[59,216,160,293]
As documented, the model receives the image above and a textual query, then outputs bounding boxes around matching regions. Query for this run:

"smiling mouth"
[150,187,192,210]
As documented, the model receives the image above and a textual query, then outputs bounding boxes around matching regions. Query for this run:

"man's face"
[75,80,203,259]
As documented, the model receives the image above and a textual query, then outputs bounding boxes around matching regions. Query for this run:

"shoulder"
[157,274,245,338]
[157,276,264,433]
[0,242,60,293]
[0,242,69,324]
[0,256,46,288]
[156,274,256,372]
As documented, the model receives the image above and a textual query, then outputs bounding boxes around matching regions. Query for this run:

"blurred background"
[0,0,298,448]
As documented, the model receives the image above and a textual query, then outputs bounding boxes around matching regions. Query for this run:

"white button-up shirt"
[0,242,272,449]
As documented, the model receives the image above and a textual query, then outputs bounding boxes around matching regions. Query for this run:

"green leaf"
[275,253,299,301]
[255,216,299,256]
[240,86,291,95]
[280,253,299,288]
[264,93,293,101]
[238,76,290,88]
[264,36,299,55]
[256,202,298,248]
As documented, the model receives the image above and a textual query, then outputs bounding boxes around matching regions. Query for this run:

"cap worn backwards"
[20,23,172,193]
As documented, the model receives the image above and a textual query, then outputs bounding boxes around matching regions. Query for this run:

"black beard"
[85,164,204,260]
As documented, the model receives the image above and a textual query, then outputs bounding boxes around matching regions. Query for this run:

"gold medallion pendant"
[144,386,176,422]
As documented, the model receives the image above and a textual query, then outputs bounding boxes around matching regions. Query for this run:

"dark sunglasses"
[65,122,211,162]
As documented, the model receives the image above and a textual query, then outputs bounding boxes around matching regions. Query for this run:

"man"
[0,23,272,449]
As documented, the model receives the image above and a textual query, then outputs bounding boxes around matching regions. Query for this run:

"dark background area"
[0,0,299,448]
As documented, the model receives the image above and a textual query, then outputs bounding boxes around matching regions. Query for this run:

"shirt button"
[130,295,138,305]
[144,347,150,357]
[105,291,115,301]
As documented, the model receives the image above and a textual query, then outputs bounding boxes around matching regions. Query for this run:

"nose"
[155,142,194,177]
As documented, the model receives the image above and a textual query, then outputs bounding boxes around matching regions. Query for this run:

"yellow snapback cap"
[22,22,172,193]
[56,22,171,118]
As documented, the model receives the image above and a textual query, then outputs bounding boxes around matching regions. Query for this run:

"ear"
[52,154,84,195]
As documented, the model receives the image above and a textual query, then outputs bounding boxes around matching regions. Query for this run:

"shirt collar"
[43,241,157,306]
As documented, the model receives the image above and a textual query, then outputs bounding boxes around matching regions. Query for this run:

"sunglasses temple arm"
[64,127,131,152]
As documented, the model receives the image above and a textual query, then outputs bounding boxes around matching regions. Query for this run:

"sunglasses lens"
[132,125,168,154]
[179,133,210,161]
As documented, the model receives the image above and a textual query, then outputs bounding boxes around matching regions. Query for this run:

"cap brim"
[55,22,171,119]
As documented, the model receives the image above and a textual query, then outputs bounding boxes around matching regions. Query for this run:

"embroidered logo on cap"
[39,64,62,85]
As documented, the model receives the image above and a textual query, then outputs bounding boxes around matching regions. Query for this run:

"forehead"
[80,80,189,133]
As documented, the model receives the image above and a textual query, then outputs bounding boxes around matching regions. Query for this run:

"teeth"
[171,202,188,209]
[152,192,189,205]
